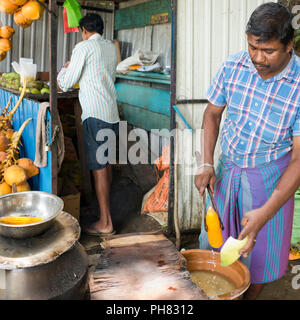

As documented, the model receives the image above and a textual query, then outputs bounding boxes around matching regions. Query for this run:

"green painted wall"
[114,0,172,30]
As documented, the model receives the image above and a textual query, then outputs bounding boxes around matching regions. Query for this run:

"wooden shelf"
[0,87,79,102]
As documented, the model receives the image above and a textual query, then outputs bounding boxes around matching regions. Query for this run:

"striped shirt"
[207,50,300,168]
[57,33,120,123]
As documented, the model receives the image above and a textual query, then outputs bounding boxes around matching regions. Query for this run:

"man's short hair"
[246,2,294,46]
[79,13,104,35]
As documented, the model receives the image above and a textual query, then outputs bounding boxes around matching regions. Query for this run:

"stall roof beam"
[114,0,171,30]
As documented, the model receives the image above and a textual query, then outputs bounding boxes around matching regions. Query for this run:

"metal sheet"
[174,103,225,231]
[0,4,114,73]
[117,23,171,68]
[175,0,275,231]
[0,212,80,270]
[176,0,275,100]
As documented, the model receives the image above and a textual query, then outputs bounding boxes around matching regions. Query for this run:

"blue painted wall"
[0,89,52,193]
[115,82,171,130]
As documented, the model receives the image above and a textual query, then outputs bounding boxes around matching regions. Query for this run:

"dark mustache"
[253,62,270,68]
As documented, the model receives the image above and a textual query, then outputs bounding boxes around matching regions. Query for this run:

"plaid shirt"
[207,50,300,168]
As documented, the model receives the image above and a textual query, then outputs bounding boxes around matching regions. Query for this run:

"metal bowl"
[0,191,64,239]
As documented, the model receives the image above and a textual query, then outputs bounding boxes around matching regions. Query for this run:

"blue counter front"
[0,89,52,193]
[115,72,171,131]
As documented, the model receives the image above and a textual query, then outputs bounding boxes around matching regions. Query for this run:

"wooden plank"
[101,234,167,249]
[89,232,207,300]
[73,99,93,203]
[114,0,172,30]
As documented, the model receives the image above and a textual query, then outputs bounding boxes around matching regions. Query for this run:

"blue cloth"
[206,50,300,168]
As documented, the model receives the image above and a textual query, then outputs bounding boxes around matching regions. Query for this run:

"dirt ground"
[78,164,300,300]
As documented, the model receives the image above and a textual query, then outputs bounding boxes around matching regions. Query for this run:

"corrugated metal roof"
[0,3,114,73]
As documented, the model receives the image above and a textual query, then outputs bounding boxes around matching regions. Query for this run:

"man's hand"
[64,61,70,68]
[237,208,270,257]
[194,167,216,196]
[194,103,225,197]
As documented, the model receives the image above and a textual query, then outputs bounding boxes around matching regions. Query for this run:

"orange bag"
[142,145,170,214]
[154,145,170,171]
[142,168,169,213]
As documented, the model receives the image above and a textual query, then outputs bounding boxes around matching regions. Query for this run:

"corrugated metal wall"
[116,0,171,68]
[117,23,171,69]
[0,2,114,73]
[175,0,276,232]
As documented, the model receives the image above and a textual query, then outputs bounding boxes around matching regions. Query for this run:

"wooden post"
[49,0,58,195]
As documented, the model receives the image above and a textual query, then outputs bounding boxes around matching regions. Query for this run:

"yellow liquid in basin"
[190,270,236,298]
[0,216,43,225]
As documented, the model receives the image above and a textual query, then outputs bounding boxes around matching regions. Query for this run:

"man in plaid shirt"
[195,2,300,299]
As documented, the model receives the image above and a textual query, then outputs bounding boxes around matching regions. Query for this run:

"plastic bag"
[137,62,161,72]
[117,49,159,74]
[142,168,169,213]
[142,145,170,214]
[154,145,170,171]
[63,7,79,33]
[12,58,37,85]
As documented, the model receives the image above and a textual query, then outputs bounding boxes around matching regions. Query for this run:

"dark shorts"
[83,117,119,171]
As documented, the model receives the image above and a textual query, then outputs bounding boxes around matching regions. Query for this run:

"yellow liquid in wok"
[0,216,43,225]
[190,270,236,298]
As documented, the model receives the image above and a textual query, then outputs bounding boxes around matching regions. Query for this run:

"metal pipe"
[19,26,24,61]
[41,10,47,71]
[7,14,12,72]
[56,1,113,13]
[49,0,58,195]
[176,99,209,105]
[169,0,180,248]
[172,105,193,132]
[30,20,36,59]
[62,30,68,65]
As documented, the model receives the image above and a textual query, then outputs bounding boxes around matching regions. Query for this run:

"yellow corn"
[206,206,223,248]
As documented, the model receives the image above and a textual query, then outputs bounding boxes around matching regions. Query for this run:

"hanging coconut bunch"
[0,0,18,14]
[0,118,35,194]
[0,83,39,195]
[0,0,16,61]
[0,24,14,61]
[13,0,45,29]
[0,0,45,29]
